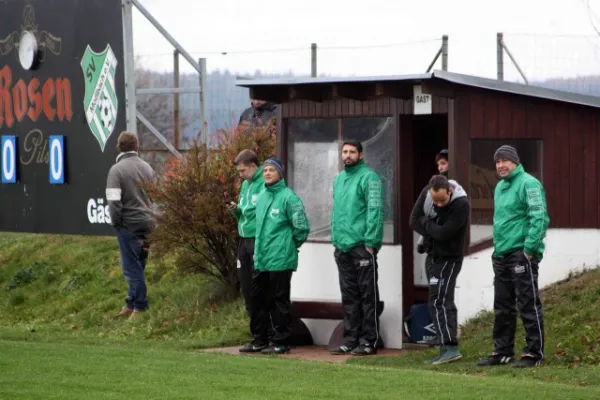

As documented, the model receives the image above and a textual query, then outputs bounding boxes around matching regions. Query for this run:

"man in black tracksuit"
[410,175,469,365]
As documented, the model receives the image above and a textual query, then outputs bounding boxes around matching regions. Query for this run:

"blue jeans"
[116,228,150,311]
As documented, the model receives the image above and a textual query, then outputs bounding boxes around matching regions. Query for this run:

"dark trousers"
[237,237,255,316]
[427,256,462,346]
[116,228,150,311]
[250,269,293,346]
[334,246,381,347]
[492,249,544,360]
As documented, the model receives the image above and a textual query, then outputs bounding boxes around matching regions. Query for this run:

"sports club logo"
[80,44,118,152]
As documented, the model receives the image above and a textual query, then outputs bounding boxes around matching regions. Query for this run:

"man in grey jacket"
[106,131,156,319]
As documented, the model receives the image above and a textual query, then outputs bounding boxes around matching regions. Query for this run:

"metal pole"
[121,0,137,133]
[131,0,201,73]
[311,43,317,77]
[173,50,180,150]
[497,33,504,81]
[137,111,182,158]
[199,58,207,143]
[500,38,529,85]
[426,48,442,73]
[441,35,448,71]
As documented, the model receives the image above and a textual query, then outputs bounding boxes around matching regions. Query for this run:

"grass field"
[1,339,599,400]
[0,232,599,398]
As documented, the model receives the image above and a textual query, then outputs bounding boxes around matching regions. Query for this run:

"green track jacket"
[331,160,384,252]
[493,164,550,261]
[233,166,264,238]
[254,179,310,272]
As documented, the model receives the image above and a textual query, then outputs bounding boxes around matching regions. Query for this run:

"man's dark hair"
[116,131,139,153]
[342,140,363,153]
[234,149,259,166]
[429,174,451,191]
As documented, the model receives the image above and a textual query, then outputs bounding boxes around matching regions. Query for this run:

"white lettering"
[87,198,111,224]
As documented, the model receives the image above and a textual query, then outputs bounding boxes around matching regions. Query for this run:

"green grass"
[0,232,250,349]
[0,232,599,395]
[349,266,600,386]
[1,340,599,400]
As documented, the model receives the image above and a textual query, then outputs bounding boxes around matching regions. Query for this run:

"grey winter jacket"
[106,152,156,235]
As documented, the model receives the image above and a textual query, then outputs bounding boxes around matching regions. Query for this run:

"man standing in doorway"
[228,150,265,321]
[477,145,549,368]
[238,99,277,128]
[436,149,449,177]
[106,131,157,320]
[410,175,469,364]
[330,140,384,356]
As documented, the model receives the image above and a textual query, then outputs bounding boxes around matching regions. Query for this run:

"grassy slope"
[0,232,249,349]
[0,232,599,388]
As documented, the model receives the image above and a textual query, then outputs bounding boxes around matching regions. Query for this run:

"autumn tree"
[144,121,276,299]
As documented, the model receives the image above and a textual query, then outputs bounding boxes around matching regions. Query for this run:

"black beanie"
[435,149,448,163]
[494,145,520,165]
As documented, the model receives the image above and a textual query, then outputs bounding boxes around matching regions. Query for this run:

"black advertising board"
[0,0,126,235]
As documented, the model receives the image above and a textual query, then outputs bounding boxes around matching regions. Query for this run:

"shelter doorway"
[399,114,448,328]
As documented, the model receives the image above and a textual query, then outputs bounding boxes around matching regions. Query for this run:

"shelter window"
[287,117,396,244]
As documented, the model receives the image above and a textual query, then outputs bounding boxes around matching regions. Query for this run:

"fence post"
[441,35,448,71]
[173,50,180,149]
[311,43,317,77]
[497,32,504,81]
[199,58,207,143]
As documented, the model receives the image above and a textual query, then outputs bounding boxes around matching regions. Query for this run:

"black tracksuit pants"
[250,269,293,346]
[237,237,255,316]
[427,256,462,346]
[334,245,381,348]
[492,249,544,360]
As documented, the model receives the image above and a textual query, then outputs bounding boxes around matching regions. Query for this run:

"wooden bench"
[290,299,385,349]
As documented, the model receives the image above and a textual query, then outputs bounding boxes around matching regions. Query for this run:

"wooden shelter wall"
[453,87,600,229]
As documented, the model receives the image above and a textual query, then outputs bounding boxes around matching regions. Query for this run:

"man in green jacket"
[228,150,264,321]
[477,145,549,369]
[329,140,384,356]
[240,157,310,354]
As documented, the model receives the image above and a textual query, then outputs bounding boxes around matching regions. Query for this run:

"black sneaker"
[476,353,514,366]
[261,344,290,354]
[351,344,377,356]
[239,342,268,353]
[513,354,542,368]
[330,344,356,355]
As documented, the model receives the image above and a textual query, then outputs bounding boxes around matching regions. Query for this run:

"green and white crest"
[80,44,119,152]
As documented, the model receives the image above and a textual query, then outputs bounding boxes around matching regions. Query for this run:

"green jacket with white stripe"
[233,166,265,238]
[493,164,550,261]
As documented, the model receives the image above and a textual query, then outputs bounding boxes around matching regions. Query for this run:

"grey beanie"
[494,145,520,165]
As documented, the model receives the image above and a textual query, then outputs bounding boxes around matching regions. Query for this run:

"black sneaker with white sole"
[329,344,356,355]
[351,344,377,356]
[476,353,514,366]
[239,342,268,353]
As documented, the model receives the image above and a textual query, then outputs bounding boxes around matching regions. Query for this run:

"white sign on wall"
[413,85,432,115]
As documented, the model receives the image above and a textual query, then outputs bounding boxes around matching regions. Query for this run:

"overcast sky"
[131,0,600,82]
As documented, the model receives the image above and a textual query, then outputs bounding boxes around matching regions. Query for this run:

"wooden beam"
[421,79,456,98]
[287,85,324,102]
[375,82,413,99]
[329,83,371,101]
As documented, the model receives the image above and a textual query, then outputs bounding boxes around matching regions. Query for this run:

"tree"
[143,121,276,299]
